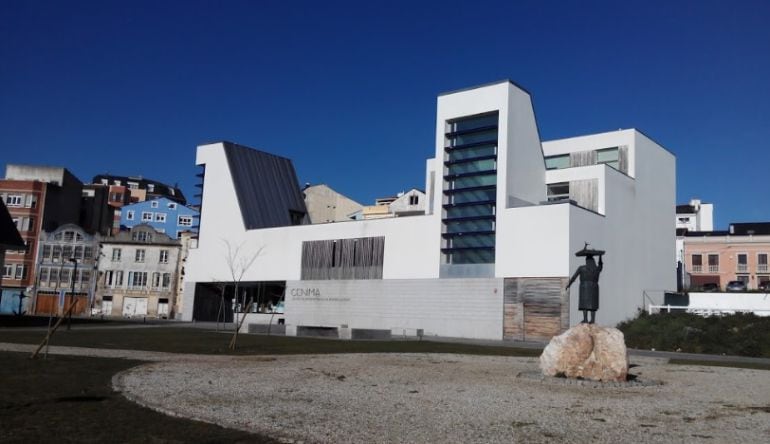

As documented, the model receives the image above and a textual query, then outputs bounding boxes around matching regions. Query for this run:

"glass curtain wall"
[441,112,498,264]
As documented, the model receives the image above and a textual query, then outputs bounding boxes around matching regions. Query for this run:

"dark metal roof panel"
[223,142,309,230]
[0,202,25,249]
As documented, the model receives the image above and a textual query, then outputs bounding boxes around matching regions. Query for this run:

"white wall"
[546,164,608,215]
[284,278,504,340]
[686,292,770,316]
[495,204,571,278]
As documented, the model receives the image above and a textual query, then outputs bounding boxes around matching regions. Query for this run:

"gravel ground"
[113,353,770,444]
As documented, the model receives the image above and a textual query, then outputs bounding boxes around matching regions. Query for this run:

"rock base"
[539,323,628,382]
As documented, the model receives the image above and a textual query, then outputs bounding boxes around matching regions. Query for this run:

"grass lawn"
[0,351,277,443]
[0,326,543,357]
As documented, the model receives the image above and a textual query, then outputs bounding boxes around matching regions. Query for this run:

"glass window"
[447,159,496,176]
[126,210,135,220]
[448,129,498,147]
[39,267,49,283]
[446,144,496,162]
[155,213,167,223]
[135,249,145,262]
[547,182,570,202]
[445,204,495,219]
[151,201,159,208]
[445,219,494,233]
[168,202,177,210]
[708,254,719,272]
[74,246,83,259]
[737,253,748,272]
[141,212,153,222]
[62,245,73,259]
[545,155,570,170]
[60,269,70,283]
[112,248,122,261]
[5,195,23,206]
[446,234,495,248]
[83,247,93,259]
[448,188,497,205]
[63,231,74,242]
[447,249,494,264]
[162,273,171,288]
[178,215,193,227]
[449,174,496,190]
[597,147,619,169]
[42,244,52,259]
[759,254,768,272]
[152,272,161,288]
[159,249,169,263]
[448,113,498,133]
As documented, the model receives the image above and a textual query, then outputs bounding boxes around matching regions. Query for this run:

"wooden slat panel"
[503,277,569,341]
[569,179,598,213]
[618,146,629,174]
[523,315,561,340]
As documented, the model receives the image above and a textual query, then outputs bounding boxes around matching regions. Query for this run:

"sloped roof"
[0,202,24,249]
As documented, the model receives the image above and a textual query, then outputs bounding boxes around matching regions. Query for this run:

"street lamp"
[67,257,78,331]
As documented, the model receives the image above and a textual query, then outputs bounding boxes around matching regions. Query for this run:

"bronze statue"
[566,243,605,324]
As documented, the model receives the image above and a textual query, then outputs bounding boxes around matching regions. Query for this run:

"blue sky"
[1,0,768,229]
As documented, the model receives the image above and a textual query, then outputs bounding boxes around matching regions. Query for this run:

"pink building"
[684,223,770,290]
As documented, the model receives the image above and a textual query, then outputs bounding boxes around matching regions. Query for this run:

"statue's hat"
[575,243,605,257]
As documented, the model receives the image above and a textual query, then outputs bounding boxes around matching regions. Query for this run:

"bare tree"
[221,239,263,350]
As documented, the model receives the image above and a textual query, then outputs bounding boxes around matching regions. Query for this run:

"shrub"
[617,312,770,358]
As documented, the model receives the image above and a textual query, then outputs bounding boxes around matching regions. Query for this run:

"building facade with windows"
[119,197,199,238]
[33,224,100,315]
[95,224,181,318]
[0,165,83,310]
[182,80,676,341]
[684,222,770,291]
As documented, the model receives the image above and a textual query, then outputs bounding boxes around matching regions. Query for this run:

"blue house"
[120,197,198,238]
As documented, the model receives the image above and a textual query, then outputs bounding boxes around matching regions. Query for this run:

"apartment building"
[0,165,82,310]
[95,224,181,318]
[685,222,770,290]
[34,224,100,315]
[0,202,25,313]
[119,197,199,238]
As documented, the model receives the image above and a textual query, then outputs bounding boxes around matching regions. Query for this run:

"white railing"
[708,265,719,273]
[758,264,768,273]
[648,305,770,317]
[737,264,748,272]
[692,265,702,273]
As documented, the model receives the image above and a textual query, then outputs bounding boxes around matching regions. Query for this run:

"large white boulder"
[539,323,628,382]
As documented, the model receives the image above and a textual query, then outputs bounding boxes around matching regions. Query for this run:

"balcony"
[708,265,719,273]
[692,265,702,273]
[737,264,749,273]
[758,264,769,273]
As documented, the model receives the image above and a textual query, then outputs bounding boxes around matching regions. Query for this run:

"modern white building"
[182,80,676,341]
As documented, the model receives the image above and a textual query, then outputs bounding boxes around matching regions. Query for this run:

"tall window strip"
[442,112,498,264]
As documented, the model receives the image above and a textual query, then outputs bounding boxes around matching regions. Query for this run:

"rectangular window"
[83,246,93,259]
[74,246,84,260]
[408,195,419,205]
[544,154,570,170]
[162,273,171,288]
[112,248,122,262]
[135,249,145,262]
[115,270,123,286]
[446,143,496,162]
[449,173,496,190]
[708,254,719,273]
[152,272,161,288]
[596,147,619,170]
[446,158,496,176]
[141,212,153,222]
[2,264,12,278]
[167,202,177,210]
[39,267,49,283]
[155,213,167,223]
[80,270,91,284]
[758,253,768,273]
[63,231,74,242]
[42,244,52,259]
[60,269,70,284]
[159,249,169,263]
[445,204,494,219]
[147,184,155,192]
[62,245,73,259]
[127,182,139,190]
[126,210,135,220]
[5,195,23,207]
[129,271,147,289]
[737,253,748,272]
[547,182,570,202]
[178,215,193,227]
[52,245,62,261]
[49,268,59,285]
[691,254,702,273]
[151,200,159,208]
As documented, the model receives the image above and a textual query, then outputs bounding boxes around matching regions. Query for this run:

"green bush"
[617,311,770,358]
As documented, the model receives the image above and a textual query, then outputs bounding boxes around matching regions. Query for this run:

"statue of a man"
[566,244,604,324]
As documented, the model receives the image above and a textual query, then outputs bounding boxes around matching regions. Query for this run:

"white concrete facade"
[183,80,676,340]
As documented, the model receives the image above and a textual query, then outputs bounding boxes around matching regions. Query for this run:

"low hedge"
[617,311,770,358]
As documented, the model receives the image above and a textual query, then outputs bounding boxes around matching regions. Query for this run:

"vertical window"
[159,249,169,263]
[691,254,702,273]
[151,200,159,208]
[409,195,419,205]
[112,248,122,262]
[126,210,135,221]
[74,246,84,260]
[758,253,768,273]
[135,249,145,262]
[62,245,73,259]
[162,273,171,288]
[115,270,123,286]
[443,111,498,265]
[3,265,13,278]
[42,244,52,260]
[708,254,719,272]
[737,254,748,272]
[152,272,161,288]
[83,246,93,259]
[39,267,49,283]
